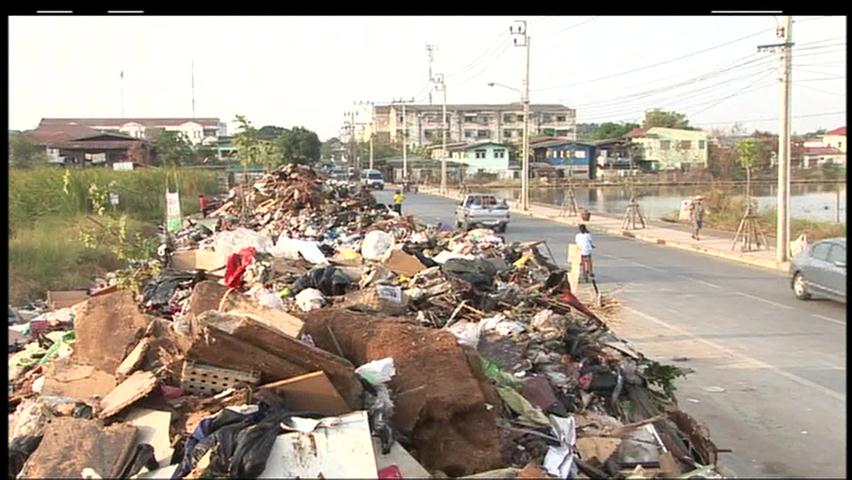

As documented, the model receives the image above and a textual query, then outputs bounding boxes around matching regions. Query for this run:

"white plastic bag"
[361,231,395,261]
[271,235,329,265]
[295,288,325,312]
[213,228,274,258]
[355,357,396,385]
[447,321,482,347]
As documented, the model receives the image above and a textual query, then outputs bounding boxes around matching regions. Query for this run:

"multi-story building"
[368,103,576,148]
[627,127,709,171]
[37,118,227,145]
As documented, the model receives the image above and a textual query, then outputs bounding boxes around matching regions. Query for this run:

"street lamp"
[488,81,529,211]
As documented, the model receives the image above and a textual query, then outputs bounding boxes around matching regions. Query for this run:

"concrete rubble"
[8,163,722,479]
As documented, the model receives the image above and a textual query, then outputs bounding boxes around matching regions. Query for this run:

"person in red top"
[198,195,211,216]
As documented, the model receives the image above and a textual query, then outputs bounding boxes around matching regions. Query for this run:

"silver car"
[790,237,846,303]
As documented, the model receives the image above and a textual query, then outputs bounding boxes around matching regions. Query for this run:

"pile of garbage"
[8,164,722,479]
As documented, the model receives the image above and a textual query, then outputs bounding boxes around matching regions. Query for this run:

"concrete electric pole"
[511,20,531,211]
[393,98,415,183]
[760,16,794,262]
[426,45,437,105]
[432,74,448,194]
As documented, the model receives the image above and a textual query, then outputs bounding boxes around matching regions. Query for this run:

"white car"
[360,169,384,190]
[455,193,510,232]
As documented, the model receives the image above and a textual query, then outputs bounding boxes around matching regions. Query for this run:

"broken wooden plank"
[260,371,350,416]
[99,371,158,419]
[116,338,152,378]
[42,360,116,402]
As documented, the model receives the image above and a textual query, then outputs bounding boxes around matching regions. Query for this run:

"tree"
[642,109,691,129]
[321,137,342,161]
[9,132,48,167]
[126,142,149,165]
[707,143,738,181]
[277,126,321,165]
[591,122,640,140]
[232,115,283,170]
[152,130,193,167]
[257,125,286,141]
[735,138,760,200]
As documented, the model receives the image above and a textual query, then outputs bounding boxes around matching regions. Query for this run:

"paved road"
[379,190,847,479]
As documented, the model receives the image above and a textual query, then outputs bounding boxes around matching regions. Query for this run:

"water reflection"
[485,183,847,224]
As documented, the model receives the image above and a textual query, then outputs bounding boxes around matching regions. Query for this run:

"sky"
[8,15,847,140]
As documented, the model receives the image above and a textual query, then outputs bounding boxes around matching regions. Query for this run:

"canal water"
[484,183,847,224]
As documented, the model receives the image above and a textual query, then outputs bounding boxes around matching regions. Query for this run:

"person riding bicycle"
[574,224,596,283]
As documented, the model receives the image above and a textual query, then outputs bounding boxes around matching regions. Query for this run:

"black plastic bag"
[229,410,291,478]
[9,435,42,478]
[441,258,498,291]
[292,266,351,296]
[119,443,161,478]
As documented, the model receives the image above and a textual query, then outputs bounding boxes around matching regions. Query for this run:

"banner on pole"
[166,191,182,232]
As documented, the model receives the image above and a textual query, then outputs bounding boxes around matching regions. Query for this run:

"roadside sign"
[113,162,134,171]
[166,191,182,232]
[109,193,119,206]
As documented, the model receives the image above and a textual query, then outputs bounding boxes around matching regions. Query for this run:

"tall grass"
[9,167,221,231]
[8,167,223,305]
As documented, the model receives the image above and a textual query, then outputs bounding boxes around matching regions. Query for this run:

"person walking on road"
[575,224,596,283]
[689,195,705,240]
[392,190,405,215]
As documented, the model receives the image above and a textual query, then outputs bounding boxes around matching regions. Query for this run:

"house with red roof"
[798,126,846,169]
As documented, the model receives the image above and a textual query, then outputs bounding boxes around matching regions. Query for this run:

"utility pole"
[402,102,408,182]
[369,124,374,170]
[343,111,358,171]
[120,69,125,118]
[432,74,448,194]
[191,60,196,119]
[511,20,530,211]
[426,45,437,105]
[760,16,793,262]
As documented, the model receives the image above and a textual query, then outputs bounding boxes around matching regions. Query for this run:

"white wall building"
[38,118,226,145]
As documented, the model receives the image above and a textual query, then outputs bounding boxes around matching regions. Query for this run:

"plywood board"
[47,290,89,310]
[170,249,225,272]
[99,370,158,419]
[42,360,117,402]
[261,371,350,416]
[259,411,377,479]
[383,249,427,277]
[116,338,152,377]
[20,417,138,479]
[124,408,174,469]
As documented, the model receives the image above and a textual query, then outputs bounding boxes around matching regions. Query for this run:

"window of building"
[542,114,552,122]
[478,130,490,138]
[464,130,474,138]
[556,115,567,122]
[556,129,569,136]
[575,150,587,158]
[503,113,514,123]
[503,129,513,138]
[475,149,487,159]
[679,140,692,150]
[516,114,524,123]
[494,149,505,158]
[699,140,706,149]
[660,140,671,150]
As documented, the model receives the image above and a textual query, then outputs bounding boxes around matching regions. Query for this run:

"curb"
[418,187,789,273]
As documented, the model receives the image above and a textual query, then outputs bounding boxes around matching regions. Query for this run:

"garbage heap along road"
[9,164,723,479]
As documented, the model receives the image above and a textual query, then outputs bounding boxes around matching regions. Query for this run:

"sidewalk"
[416,185,790,272]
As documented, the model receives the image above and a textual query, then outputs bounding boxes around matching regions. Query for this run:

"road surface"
[378,190,847,479]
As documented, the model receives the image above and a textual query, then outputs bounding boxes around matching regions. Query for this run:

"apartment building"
[37,118,227,145]
[367,103,576,147]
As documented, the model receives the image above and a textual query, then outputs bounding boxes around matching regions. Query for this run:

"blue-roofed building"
[531,139,597,179]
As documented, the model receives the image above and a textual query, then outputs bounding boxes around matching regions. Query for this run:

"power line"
[453,43,512,88]
[537,16,598,38]
[689,72,776,116]
[795,83,845,96]
[692,110,845,126]
[532,26,777,92]
[445,32,509,79]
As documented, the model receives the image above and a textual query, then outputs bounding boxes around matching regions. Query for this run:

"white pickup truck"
[455,193,510,233]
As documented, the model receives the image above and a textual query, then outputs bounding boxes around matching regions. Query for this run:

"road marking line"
[623,306,846,402]
[811,314,846,326]
[733,292,794,310]
[678,275,722,289]
[597,253,668,273]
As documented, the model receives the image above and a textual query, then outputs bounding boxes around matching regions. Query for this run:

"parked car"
[455,193,510,232]
[360,169,384,190]
[790,237,846,303]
